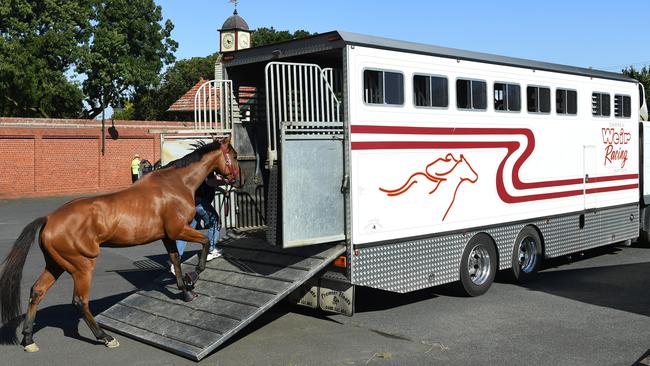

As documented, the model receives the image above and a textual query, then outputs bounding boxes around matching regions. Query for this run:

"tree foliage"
[623,65,650,107]
[252,27,313,47]
[0,0,91,117]
[78,0,177,119]
[0,0,176,118]
[128,53,218,120]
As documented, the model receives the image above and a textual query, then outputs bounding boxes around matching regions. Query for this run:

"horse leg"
[21,261,63,352]
[70,260,118,348]
[174,226,210,274]
[162,238,198,302]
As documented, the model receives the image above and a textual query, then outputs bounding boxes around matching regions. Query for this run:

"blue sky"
[156,0,650,72]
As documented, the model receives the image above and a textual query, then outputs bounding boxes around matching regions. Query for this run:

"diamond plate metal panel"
[352,204,638,293]
[265,165,280,245]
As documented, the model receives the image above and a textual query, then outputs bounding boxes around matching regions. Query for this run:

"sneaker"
[206,249,222,261]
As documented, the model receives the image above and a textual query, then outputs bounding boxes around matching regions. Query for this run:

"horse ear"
[215,136,230,145]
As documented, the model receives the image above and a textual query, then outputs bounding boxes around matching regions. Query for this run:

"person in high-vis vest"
[131,154,141,183]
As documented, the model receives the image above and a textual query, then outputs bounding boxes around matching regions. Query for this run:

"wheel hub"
[517,236,538,273]
[467,244,491,285]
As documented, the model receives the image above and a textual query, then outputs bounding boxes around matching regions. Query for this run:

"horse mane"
[161,140,222,169]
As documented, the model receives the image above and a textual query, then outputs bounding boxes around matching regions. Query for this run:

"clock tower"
[219,9,251,53]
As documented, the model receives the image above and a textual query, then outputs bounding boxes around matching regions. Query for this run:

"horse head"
[455,154,478,184]
[425,153,478,183]
[214,136,244,188]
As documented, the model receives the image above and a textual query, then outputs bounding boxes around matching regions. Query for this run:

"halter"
[220,143,239,185]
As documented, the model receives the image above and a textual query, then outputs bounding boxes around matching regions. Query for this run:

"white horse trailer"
[223,30,648,296]
[97,31,649,359]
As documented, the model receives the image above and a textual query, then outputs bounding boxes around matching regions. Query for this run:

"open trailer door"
[264,62,346,248]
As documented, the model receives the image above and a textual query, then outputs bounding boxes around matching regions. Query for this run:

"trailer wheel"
[460,233,497,297]
[640,229,650,246]
[511,226,542,283]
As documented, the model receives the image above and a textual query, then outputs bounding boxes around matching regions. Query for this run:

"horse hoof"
[24,343,39,353]
[183,272,199,290]
[183,291,198,302]
[104,338,120,348]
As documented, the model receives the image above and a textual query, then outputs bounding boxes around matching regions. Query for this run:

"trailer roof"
[224,31,636,83]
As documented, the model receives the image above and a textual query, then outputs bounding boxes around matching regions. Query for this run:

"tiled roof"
[167,78,207,112]
[168,79,258,112]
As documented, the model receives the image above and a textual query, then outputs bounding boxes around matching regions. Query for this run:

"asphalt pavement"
[0,195,649,366]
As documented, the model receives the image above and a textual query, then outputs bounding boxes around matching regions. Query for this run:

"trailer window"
[527,86,551,113]
[494,83,520,111]
[363,70,403,106]
[592,92,610,117]
[614,94,631,118]
[457,79,487,110]
[414,75,448,108]
[556,89,577,115]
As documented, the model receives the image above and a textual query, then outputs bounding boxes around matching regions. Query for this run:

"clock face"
[238,33,250,49]
[222,33,235,51]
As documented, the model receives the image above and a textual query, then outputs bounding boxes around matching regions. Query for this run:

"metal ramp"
[95,231,345,361]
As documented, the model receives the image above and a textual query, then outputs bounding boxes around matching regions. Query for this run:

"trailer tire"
[459,233,497,297]
[511,226,542,283]
[639,229,650,246]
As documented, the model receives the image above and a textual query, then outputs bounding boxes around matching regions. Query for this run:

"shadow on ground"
[0,291,135,347]
[504,244,650,317]
[0,268,163,346]
[353,243,650,317]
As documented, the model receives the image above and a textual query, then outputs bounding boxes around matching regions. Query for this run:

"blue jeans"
[176,200,220,258]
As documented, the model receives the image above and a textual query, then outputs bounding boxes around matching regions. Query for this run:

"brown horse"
[0,137,241,353]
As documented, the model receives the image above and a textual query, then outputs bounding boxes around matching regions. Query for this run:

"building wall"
[0,117,192,199]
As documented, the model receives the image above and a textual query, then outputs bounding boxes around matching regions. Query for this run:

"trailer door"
[279,123,345,247]
[264,62,346,248]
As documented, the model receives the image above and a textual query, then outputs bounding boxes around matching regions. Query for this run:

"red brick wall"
[0,137,35,195]
[39,137,100,194]
[0,117,191,199]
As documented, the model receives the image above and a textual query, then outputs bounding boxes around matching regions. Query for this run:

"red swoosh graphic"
[351,125,638,203]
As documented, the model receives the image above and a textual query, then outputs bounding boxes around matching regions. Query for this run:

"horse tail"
[0,216,47,324]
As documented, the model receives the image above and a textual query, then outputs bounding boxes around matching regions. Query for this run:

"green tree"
[78,0,177,119]
[0,0,176,119]
[252,27,314,47]
[623,65,650,108]
[111,99,134,120]
[0,0,91,117]
[129,53,218,120]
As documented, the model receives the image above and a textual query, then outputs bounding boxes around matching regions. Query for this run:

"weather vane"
[229,0,238,11]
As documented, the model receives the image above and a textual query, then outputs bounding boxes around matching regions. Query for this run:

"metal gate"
[194,80,234,132]
[264,62,342,165]
[264,62,345,248]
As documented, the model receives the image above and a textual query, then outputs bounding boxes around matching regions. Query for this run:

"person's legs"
[195,201,220,257]
[172,218,197,274]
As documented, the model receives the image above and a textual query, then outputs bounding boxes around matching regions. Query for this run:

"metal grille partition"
[213,185,266,231]
[194,80,234,131]
[264,62,342,165]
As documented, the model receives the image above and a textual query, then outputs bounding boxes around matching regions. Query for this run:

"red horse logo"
[379,153,478,221]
